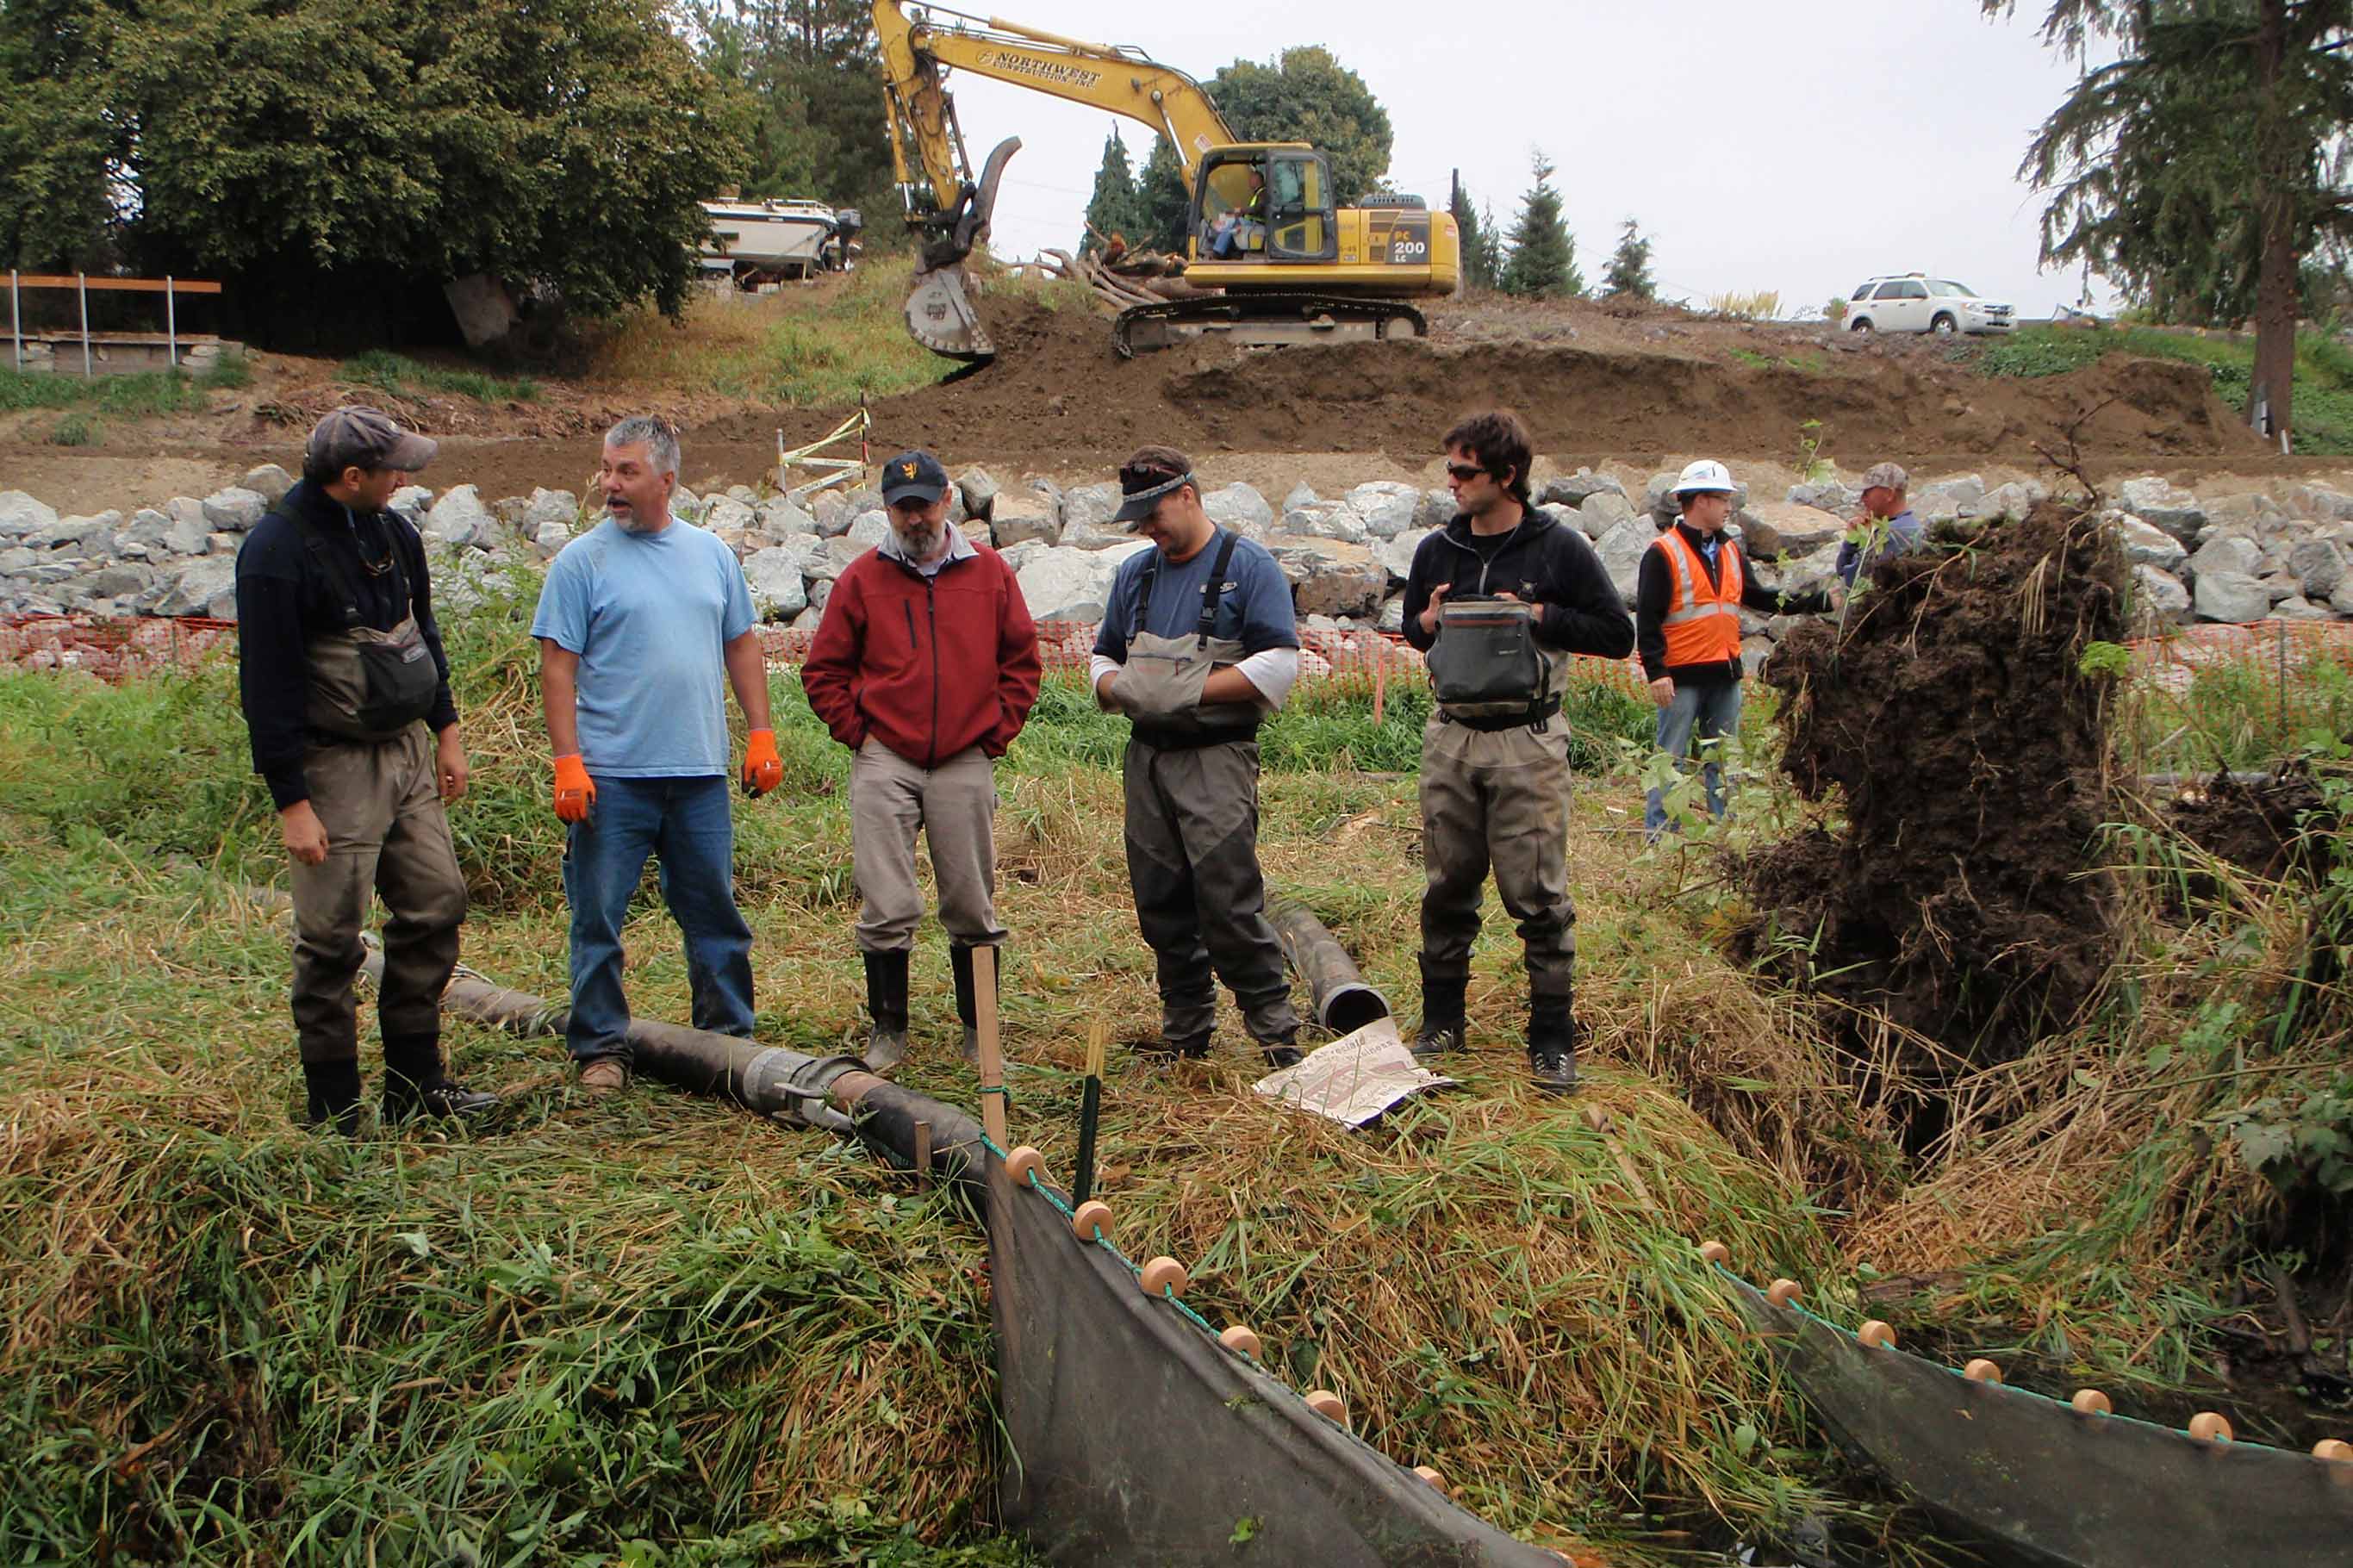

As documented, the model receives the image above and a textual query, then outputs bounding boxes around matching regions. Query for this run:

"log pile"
[1027,235,1220,315]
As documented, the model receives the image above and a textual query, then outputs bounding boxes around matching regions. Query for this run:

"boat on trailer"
[699,197,861,285]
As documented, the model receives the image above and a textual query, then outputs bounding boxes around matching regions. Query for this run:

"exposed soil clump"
[1739,502,2130,1108]
[2167,767,2332,881]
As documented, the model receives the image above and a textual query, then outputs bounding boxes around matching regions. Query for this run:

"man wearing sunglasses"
[1091,445,1304,1067]
[1398,410,1634,1095]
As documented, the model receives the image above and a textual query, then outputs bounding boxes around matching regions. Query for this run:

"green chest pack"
[293,510,441,742]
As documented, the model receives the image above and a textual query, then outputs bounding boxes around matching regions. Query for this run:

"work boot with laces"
[1527,1000,1583,1097]
[1411,968,1468,1060]
[383,1034,500,1121]
[863,948,912,1074]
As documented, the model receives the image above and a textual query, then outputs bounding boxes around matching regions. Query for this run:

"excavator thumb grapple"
[903,136,1020,361]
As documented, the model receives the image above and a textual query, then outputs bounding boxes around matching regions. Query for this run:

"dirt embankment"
[0,291,2297,514]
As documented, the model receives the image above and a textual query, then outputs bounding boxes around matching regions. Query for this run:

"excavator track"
[1111,294,1429,359]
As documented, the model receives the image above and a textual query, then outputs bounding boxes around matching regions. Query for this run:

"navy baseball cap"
[880,450,949,505]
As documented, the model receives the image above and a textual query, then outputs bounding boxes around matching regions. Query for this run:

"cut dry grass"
[0,601,1964,1563]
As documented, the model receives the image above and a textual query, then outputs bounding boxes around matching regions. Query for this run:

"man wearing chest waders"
[1091,446,1305,1067]
[1399,411,1635,1094]
[235,408,501,1132]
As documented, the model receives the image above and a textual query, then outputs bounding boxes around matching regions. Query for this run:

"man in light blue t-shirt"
[531,415,784,1095]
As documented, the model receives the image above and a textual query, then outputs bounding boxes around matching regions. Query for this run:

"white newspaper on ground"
[1251,1017,1457,1126]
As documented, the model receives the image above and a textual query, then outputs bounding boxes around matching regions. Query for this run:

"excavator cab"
[1193,148,1337,264]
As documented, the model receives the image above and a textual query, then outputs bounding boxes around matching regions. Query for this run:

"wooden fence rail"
[8,271,225,377]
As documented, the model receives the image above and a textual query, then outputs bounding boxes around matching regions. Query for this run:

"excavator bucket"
[903,137,1022,363]
[906,261,994,360]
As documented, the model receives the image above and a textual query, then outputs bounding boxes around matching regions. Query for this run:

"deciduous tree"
[1206,47,1391,205]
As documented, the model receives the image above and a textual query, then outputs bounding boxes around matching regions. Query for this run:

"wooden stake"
[912,1119,933,1189]
[974,943,1007,1147]
[1074,1019,1107,1204]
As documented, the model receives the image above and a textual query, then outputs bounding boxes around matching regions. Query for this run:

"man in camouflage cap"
[1838,461,1923,585]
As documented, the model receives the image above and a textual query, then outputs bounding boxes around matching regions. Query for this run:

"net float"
[1304,1389,1348,1426]
[1005,1145,1046,1185]
[1139,1256,1188,1297]
[1766,1279,1803,1308]
[1858,1320,1897,1350]
[1070,1199,1112,1242]
[2071,1389,2113,1415]
[1218,1325,1263,1360]
[1964,1359,2004,1384]
[2188,1412,2233,1444]
[1698,1240,1730,1266]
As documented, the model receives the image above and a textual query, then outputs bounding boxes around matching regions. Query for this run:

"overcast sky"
[936,0,2113,319]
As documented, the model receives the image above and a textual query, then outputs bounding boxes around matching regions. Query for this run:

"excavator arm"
[874,0,1237,358]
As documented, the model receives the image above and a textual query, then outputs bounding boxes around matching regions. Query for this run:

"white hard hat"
[1671,459,1737,495]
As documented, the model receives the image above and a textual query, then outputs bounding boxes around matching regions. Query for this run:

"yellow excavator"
[873,0,1460,359]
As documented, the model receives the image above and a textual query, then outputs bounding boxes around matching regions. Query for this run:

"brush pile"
[1739,501,2130,1092]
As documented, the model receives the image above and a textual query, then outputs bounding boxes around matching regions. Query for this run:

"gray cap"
[1861,461,1909,493]
[306,406,438,476]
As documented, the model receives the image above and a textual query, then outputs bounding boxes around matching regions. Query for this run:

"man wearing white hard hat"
[1636,459,1839,837]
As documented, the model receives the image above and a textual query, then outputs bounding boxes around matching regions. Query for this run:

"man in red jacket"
[802,451,1043,1072]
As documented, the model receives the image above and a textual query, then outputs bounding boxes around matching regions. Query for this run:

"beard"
[609,498,658,533]
[892,518,945,559]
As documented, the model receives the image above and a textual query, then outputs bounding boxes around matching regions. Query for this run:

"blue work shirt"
[1835,507,1923,585]
[530,519,756,777]
[1092,531,1300,661]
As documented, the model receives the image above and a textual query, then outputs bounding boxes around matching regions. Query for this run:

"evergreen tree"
[1602,217,1655,299]
[1449,182,1500,291]
[1499,153,1582,300]
[1989,0,2353,442]
[1080,128,1144,256]
[1137,136,1192,255]
[681,2,897,225]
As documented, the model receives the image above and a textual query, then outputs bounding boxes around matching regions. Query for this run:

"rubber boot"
[1412,965,1468,1060]
[303,1058,364,1136]
[383,1033,500,1121]
[1527,999,1582,1097]
[863,949,911,1074]
[950,943,998,1066]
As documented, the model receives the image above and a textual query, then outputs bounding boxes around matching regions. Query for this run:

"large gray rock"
[843,510,890,551]
[1788,477,1859,517]
[1743,501,1846,555]
[1912,475,1985,522]
[426,485,495,548]
[1376,594,1406,634]
[524,488,580,533]
[2289,483,2353,524]
[1278,501,1368,545]
[2194,569,2273,624]
[1595,515,1656,604]
[2112,513,2188,571]
[2118,476,2206,544]
[27,513,115,553]
[2200,493,2282,538]
[532,522,572,559]
[812,490,853,538]
[755,498,817,540]
[1202,482,1273,539]
[1282,482,1319,512]
[2290,538,2349,601]
[202,487,268,532]
[1346,482,1422,539]
[240,464,296,507]
[1273,542,1386,619]
[1061,480,1124,531]
[389,486,433,522]
[2187,533,2263,582]
[159,505,212,556]
[958,465,1001,521]
[2275,594,2337,620]
[0,491,59,539]
[991,484,1061,548]
[1578,491,1634,538]
[700,496,756,540]
[1016,542,1149,621]
[80,563,154,600]
[1378,526,1431,583]
[1415,488,1456,532]
[153,557,239,618]
[1966,480,2047,522]
[0,545,37,574]
[1538,469,1625,508]
[741,547,809,619]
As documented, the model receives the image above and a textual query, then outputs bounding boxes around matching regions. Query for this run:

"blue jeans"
[1645,680,1744,837]
[562,775,755,1063]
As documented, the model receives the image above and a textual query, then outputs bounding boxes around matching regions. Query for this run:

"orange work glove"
[741,728,783,797]
[552,754,595,823]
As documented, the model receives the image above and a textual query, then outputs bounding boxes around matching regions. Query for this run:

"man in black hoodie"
[1399,410,1634,1093]
[235,408,499,1132]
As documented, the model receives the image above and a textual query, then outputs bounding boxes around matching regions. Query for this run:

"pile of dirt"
[1738,502,2131,1110]
[2167,768,2333,881]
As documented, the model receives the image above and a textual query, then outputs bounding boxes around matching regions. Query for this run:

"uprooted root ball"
[1738,501,2129,1104]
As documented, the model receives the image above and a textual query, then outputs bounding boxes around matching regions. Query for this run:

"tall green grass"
[0,352,251,414]
[340,350,539,404]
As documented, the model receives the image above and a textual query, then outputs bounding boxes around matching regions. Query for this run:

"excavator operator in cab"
[1207,165,1267,259]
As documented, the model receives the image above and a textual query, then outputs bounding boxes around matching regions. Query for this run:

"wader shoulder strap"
[1194,531,1239,648]
[1133,529,1239,649]
[287,507,408,633]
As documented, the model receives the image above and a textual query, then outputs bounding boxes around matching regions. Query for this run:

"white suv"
[1845,274,2015,337]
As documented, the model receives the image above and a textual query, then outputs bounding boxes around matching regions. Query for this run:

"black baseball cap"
[880,450,949,505]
